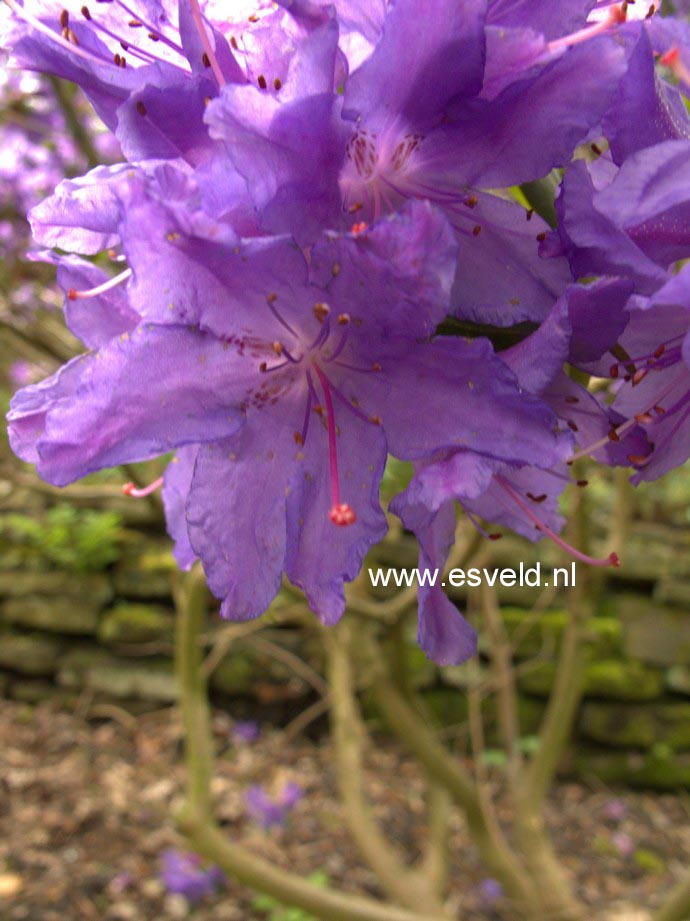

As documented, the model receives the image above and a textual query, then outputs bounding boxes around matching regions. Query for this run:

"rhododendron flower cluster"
[5,0,690,664]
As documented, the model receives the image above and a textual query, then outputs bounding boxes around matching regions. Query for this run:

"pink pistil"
[312,364,356,527]
[496,476,619,568]
[123,476,164,498]
[188,0,226,88]
[67,268,132,300]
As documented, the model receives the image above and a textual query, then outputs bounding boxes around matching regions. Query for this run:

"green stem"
[173,568,442,921]
[174,564,214,819]
[49,77,102,170]
[178,810,445,921]
[371,674,534,913]
[653,869,690,921]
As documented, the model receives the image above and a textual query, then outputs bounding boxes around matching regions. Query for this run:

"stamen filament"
[496,476,619,568]
[67,268,132,300]
[188,0,226,87]
[123,476,164,498]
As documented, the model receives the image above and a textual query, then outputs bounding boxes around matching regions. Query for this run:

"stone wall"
[2,480,690,788]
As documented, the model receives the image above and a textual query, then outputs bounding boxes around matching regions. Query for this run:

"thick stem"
[174,569,440,921]
[326,624,449,916]
[653,870,690,921]
[512,480,592,921]
[48,77,102,170]
[370,674,534,913]
[174,564,214,819]
[178,810,445,921]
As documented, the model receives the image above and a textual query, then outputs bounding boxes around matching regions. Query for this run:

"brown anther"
[67,288,78,301]
[348,202,364,213]
[148,32,160,41]
[654,404,666,415]
[645,3,656,18]
[632,368,648,386]
[114,53,122,65]
[567,420,579,432]
[202,52,210,67]
[248,13,259,21]
[272,342,283,356]
[267,292,278,305]
[230,36,238,49]
[337,313,350,325]
[293,432,304,445]
[635,412,654,424]
[488,533,502,541]
[526,208,534,221]
[313,302,330,322]
[313,405,325,417]
[565,395,579,404]
[351,221,368,234]
[628,453,650,466]
[257,74,267,89]
[136,101,147,116]
[128,19,143,27]
[466,195,478,208]
[654,344,666,358]
[472,225,481,236]
[68,28,79,44]
[608,428,621,442]
[59,8,69,28]
[536,232,547,242]
[372,363,382,372]
[610,363,619,378]
[591,142,603,156]
[259,361,268,373]
[576,479,589,488]
[81,5,91,19]
[369,414,382,425]
[62,26,69,38]
[527,492,547,503]
[273,77,282,91]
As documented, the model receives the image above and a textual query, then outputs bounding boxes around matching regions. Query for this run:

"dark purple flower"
[160,848,225,903]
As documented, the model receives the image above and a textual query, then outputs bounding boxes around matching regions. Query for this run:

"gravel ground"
[1,698,689,921]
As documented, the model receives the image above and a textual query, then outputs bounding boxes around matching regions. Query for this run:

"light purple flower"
[160,848,225,903]
[245,781,304,829]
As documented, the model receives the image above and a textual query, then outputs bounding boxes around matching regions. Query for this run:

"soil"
[1,698,689,921]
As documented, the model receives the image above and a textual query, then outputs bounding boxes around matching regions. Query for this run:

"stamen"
[265,292,299,338]
[67,268,132,300]
[312,364,356,527]
[547,4,626,54]
[188,0,226,87]
[123,476,163,498]
[496,476,619,568]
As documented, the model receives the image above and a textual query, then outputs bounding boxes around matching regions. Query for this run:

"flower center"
[259,296,383,527]
[340,125,425,219]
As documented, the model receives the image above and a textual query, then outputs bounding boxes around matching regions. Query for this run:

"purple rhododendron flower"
[160,848,226,903]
